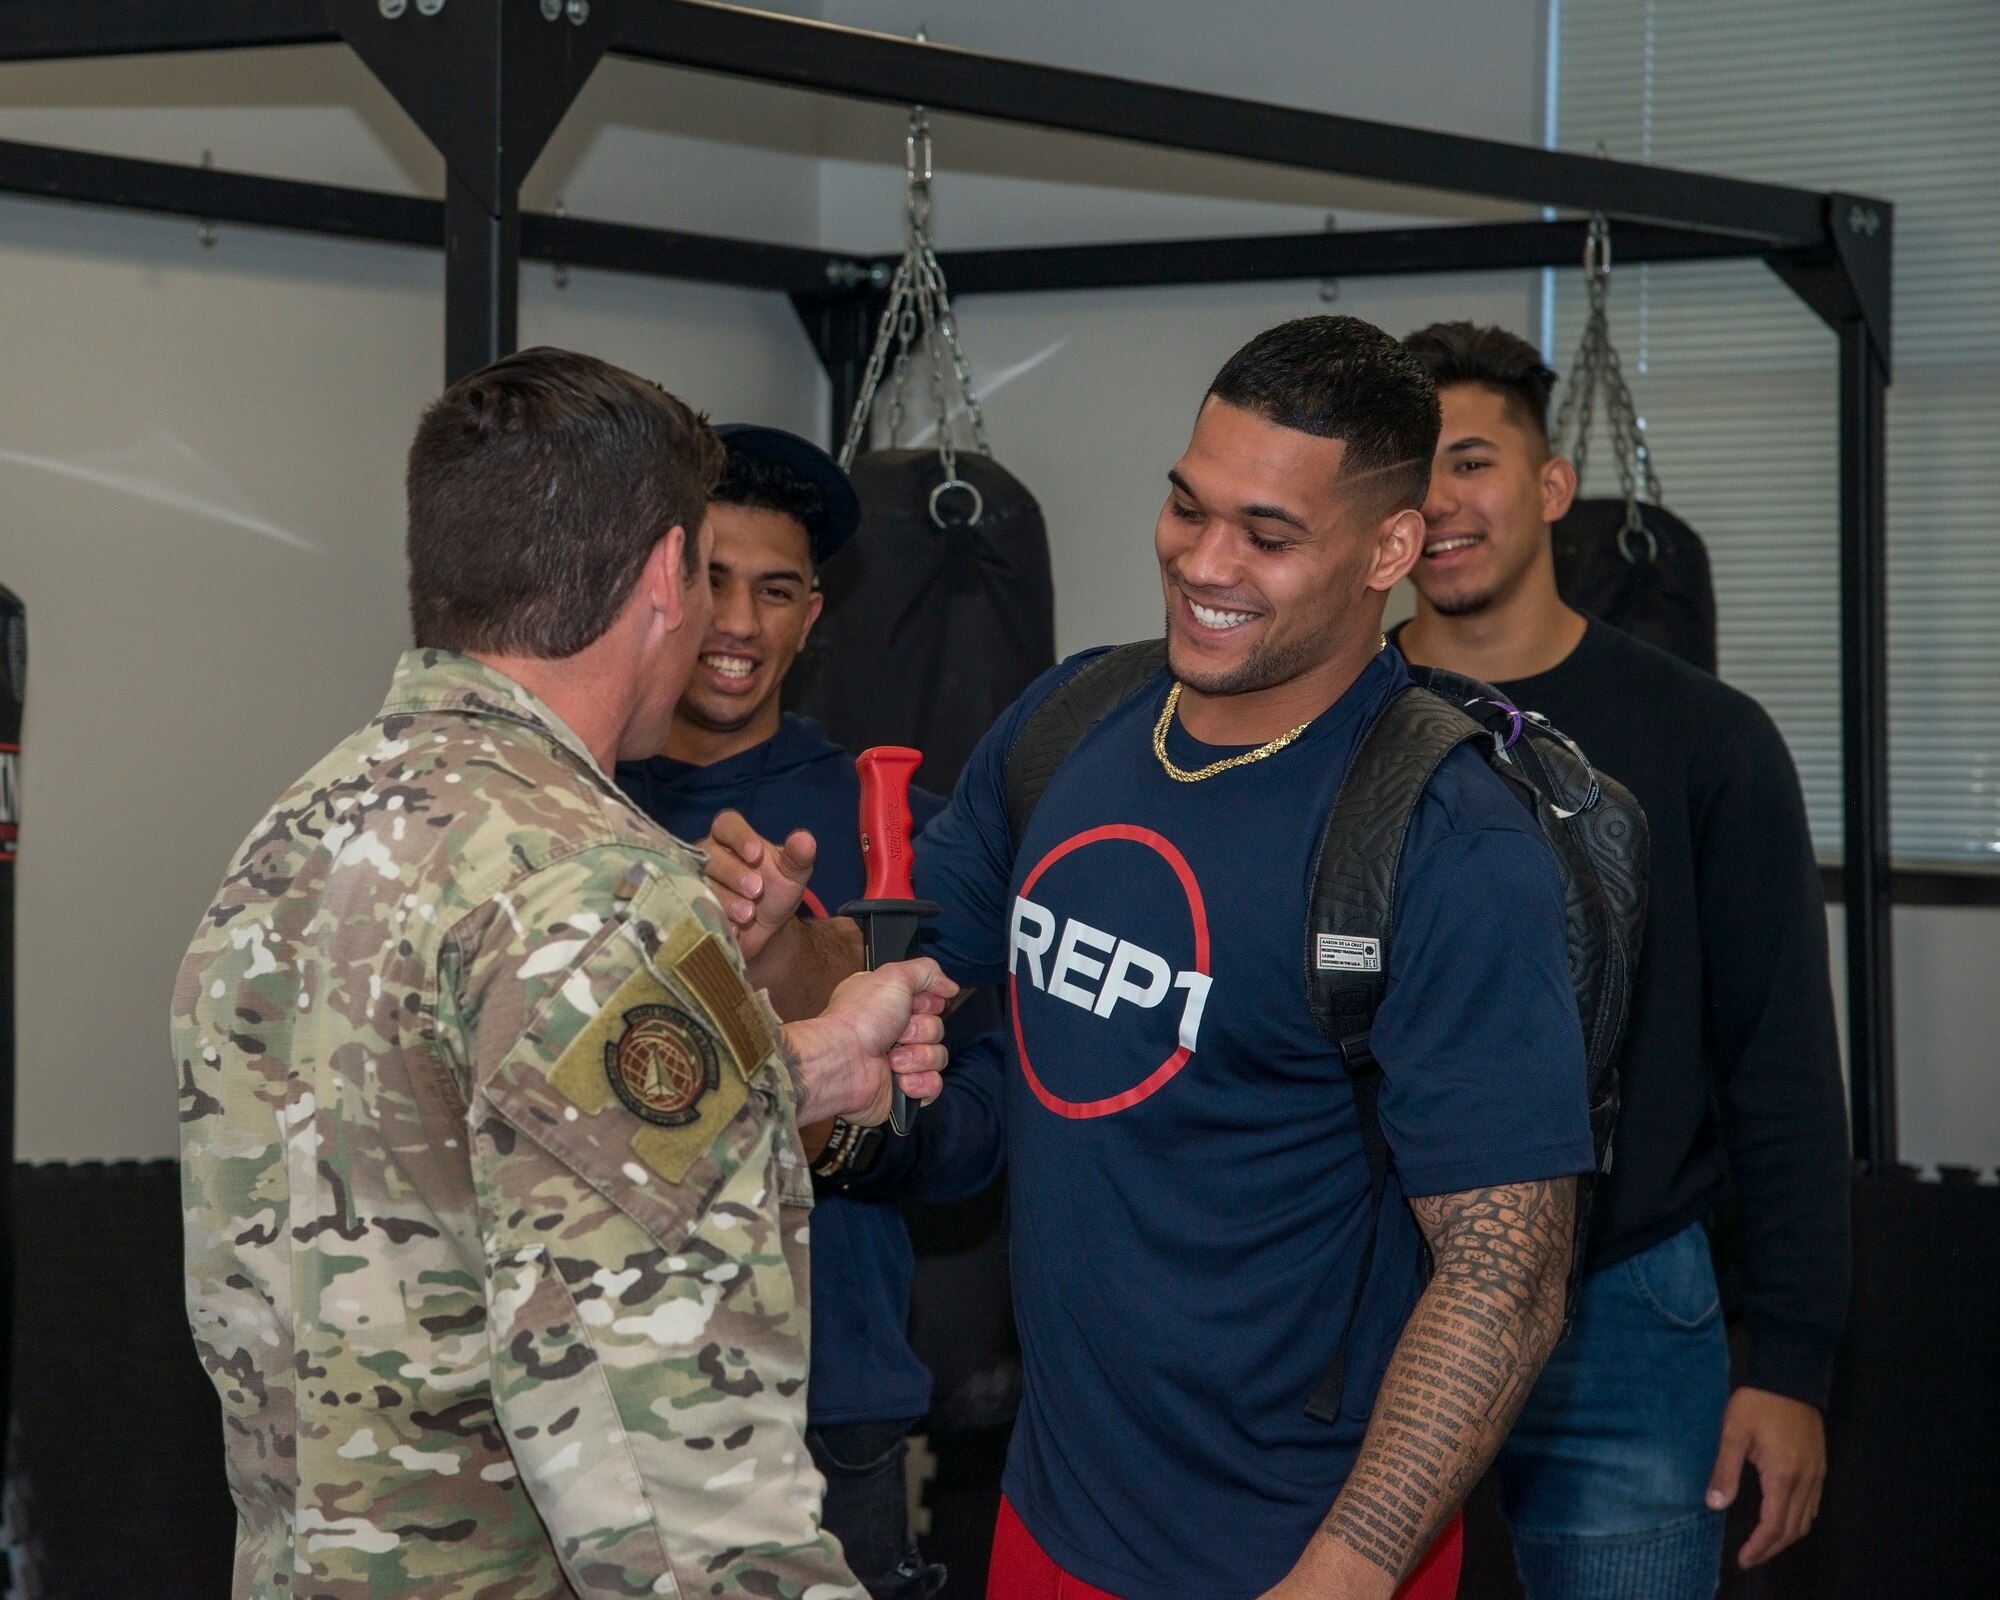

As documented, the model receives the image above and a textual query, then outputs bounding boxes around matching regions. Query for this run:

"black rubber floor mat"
[10,1161,232,1599]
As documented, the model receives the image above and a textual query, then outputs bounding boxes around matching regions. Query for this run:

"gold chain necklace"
[1153,685,1308,782]
[1152,635,1388,784]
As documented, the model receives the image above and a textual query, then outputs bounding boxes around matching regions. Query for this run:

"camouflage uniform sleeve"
[443,847,862,1600]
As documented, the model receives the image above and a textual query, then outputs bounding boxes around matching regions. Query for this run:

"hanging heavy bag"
[790,111,1045,1449]
[1551,216,1720,675]
[1553,500,1717,674]
[790,449,1054,794]
[0,586,20,1354]
[787,107,1055,792]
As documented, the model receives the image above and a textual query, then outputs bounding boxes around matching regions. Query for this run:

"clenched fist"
[785,957,958,1127]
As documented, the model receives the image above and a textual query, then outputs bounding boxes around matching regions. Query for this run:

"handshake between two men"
[703,807,957,1131]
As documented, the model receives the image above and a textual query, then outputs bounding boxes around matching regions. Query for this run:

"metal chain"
[839,253,916,470]
[918,241,992,455]
[920,250,956,487]
[885,300,918,448]
[1553,214,1663,562]
[835,108,992,523]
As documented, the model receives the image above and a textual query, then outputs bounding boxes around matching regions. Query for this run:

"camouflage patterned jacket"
[172,649,862,1600]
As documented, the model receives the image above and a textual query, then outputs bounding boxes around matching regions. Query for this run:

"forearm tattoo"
[1321,1178,1576,1579]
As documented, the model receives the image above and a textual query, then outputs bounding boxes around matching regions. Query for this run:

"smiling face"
[614,516,719,764]
[1411,383,1576,618]
[1155,398,1422,701]
[673,501,822,752]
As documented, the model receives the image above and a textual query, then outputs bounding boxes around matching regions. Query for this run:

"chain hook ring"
[1615,514,1660,565]
[929,478,984,530]
[1555,205,1663,542]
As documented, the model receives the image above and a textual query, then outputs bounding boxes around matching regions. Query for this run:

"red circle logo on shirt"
[1010,824,1212,1120]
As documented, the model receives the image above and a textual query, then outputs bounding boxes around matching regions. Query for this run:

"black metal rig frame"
[2,0,1897,1166]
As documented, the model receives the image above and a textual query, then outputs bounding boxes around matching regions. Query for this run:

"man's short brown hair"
[407,347,724,658]
[1402,321,1559,450]
[1207,315,1441,519]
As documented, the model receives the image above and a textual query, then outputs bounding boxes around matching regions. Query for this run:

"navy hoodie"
[618,713,1007,1426]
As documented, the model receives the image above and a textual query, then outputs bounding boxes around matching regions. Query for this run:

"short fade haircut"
[406,346,724,659]
[1402,321,1559,449]
[715,447,826,566]
[1207,315,1440,517]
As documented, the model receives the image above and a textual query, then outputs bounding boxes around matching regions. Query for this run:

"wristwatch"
[809,1118,887,1181]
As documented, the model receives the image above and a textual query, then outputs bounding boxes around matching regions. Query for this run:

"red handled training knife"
[841,747,941,1136]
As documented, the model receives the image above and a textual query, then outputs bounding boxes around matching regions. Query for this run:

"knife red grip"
[856,746,924,903]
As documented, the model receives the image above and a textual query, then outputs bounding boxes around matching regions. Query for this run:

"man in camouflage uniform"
[172,348,953,1599]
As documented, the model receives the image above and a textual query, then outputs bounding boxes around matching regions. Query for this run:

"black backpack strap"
[1307,1031,1390,1422]
[1004,640,1167,846]
[1303,685,1487,1424]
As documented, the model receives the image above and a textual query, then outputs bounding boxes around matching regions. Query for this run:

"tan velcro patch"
[674,933,775,1080]
[546,966,658,1115]
[547,965,750,1183]
[625,1074,746,1186]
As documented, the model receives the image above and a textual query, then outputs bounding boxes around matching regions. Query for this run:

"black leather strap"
[1306,1032,1389,1423]
[1304,685,1486,1046]
[1004,640,1167,847]
[1301,686,1485,1423]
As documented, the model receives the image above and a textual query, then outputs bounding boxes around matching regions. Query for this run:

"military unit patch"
[545,961,755,1186]
[605,1003,719,1127]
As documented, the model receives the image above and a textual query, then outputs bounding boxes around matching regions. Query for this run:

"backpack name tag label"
[1316,934,1381,973]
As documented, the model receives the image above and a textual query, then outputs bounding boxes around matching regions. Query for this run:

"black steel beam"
[1821,867,2000,909]
[613,0,1828,248]
[1766,197,1897,1169]
[1768,196,1895,376]
[328,0,616,381]
[1838,319,1895,1172]
[935,218,1772,298]
[6,142,1795,307]
[524,211,835,295]
[0,0,335,62]
[3,0,1838,254]
[0,137,439,246]
[0,138,858,292]
[443,173,515,386]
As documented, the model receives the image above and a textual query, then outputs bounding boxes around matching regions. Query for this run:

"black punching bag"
[1553,500,1718,675]
[789,449,1056,793]
[0,584,21,1496]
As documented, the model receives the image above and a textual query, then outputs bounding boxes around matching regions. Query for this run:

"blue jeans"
[1494,1222,1730,1600]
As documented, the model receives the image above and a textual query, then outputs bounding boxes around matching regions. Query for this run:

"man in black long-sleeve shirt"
[1395,323,1850,1600]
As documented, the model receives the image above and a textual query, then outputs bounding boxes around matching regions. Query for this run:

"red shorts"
[986,1496,1463,1600]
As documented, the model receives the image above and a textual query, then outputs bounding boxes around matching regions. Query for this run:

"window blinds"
[1551,0,2000,863]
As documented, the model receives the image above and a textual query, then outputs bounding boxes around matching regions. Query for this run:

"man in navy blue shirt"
[704,319,1594,1600]
[616,425,1006,1600]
